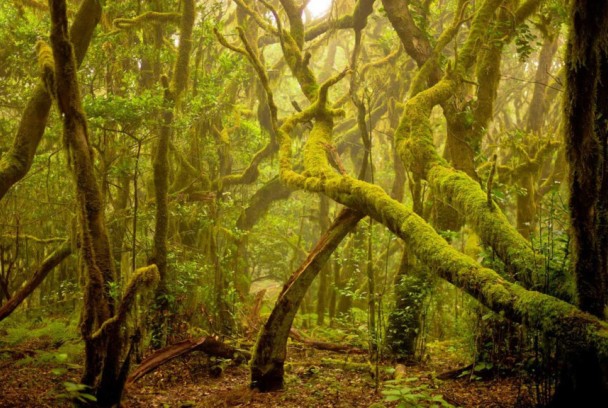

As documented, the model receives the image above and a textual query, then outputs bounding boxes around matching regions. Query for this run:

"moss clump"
[36,40,55,97]
[113,11,181,30]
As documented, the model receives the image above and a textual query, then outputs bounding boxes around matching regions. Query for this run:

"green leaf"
[382,389,403,396]
[80,393,97,402]
[51,367,67,375]
[54,353,68,363]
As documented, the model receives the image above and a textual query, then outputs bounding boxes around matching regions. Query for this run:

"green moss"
[395,75,456,177]
[303,118,334,177]
[428,165,545,288]
[457,0,504,71]
[35,40,55,92]
[113,11,181,30]
[171,0,194,101]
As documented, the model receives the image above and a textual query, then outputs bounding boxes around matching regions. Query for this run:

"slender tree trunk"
[150,0,195,346]
[316,196,330,325]
[47,2,160,405]
[0,241,71,322]
[250,209,362,391]
[526,33,559,135]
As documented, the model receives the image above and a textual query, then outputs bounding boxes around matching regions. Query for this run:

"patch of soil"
[0,341,535,407]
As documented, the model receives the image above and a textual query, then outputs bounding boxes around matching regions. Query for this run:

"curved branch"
[113,12,181,30]
[0,0,102,202]
[0,240,72,322]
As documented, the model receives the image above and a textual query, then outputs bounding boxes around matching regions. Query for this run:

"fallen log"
[436,364,474,380]
[289,328,367,355]
[126,336,250,384]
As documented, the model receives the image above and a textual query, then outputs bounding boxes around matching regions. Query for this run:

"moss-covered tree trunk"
[0,0,101,202]
[250,209,362,391]
[564,0,608,319]
[150,0,195,347]
[47,1,160,405]
[550,2,608,404]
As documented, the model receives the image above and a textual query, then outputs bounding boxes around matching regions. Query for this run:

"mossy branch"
[171,0,195,99]
[257,0,373,47]
[213,27,282,189]
[169,142,211,189]
[18,0,48,12]
[513,139,561,180]
[457,0,504,72]
[235,27,278,122]
[408,0,470,96]
[1,234,65,244]
[35,40,56,98]
[360,46,402,79]
[233,0,278,35]
[216,142,276,188]
[514,0,543,25]
[0,240,72,322]
[113,12,181,30]
[91,265,159,340]
[318,68,351,107]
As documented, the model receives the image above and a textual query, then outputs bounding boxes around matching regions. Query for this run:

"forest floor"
[0,329,538,408]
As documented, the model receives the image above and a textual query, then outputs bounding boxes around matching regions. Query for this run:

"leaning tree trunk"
[0,240,71,322]
[250,209,362,391]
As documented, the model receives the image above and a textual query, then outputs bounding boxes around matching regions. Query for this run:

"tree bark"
[250,209,362,391]
[0,241,71,322]
[0,0,101,202]
[564,0,608,318]
[48,1,160,405]
[150,0,195,346]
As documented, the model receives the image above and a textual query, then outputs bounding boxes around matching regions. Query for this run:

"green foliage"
[0,317,82,376]
[84,91,163,127]
[56,382,97,404]
[375,28,398,55]
[514,23,539,62]
[387,274,429,360]
[382,378,454,408]
[0,318,76,347]
[530,188,573,299]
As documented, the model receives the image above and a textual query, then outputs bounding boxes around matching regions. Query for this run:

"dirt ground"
[0,339,536,407]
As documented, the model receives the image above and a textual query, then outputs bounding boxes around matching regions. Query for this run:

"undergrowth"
[0,314,82,368]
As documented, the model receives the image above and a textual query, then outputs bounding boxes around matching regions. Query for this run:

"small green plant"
[382,378,454,408]
[56,382,97,404]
